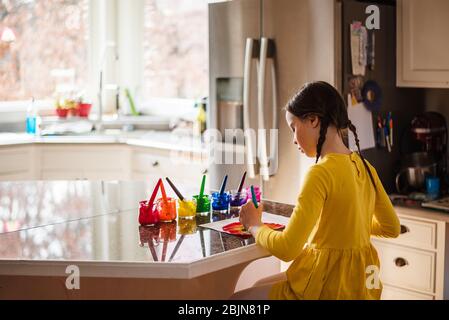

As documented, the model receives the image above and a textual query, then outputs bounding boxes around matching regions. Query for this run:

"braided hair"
[285,81,376,189]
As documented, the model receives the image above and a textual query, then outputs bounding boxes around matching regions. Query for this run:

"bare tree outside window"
[143,0,208,100]
[0,0,89,102]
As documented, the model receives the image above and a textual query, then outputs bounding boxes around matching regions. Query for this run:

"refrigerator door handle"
[268,44,279,176]
[243,37,256,179]
[257,37,270,181]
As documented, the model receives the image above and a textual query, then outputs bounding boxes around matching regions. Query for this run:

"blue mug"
[426,176,440,200]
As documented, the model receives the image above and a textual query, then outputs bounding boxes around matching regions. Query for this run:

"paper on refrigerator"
[350,21,367,76]
[347,94,376,151]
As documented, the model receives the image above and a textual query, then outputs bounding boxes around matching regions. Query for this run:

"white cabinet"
[0,144,208,185]
[0,145,36,179]
[372,208,448,300]
[131,146,209,196]
[397,0,449,88]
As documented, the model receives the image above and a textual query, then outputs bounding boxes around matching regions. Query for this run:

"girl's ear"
[309,115,320,128]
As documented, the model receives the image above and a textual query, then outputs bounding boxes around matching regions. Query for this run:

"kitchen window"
[142,0,208,102]
[0,0,89,103]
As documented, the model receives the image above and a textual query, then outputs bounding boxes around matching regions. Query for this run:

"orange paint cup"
[155,197,177,222]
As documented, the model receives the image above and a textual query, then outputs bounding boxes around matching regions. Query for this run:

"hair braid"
[347,120,376,190]
[316,117,329,164]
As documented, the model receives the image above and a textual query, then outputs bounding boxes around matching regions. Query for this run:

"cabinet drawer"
[390,216,437,250]
[131,152,170,175]
[382,284,434,300]
[372,241,435,293]
[132,151,207,181]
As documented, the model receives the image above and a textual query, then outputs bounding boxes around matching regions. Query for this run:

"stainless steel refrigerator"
[208,0,313,203]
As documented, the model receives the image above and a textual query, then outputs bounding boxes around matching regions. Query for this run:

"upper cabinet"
[397,0,449,88]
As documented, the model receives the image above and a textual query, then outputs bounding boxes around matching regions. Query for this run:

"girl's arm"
[254,166,328,262]
[370,166,401,238]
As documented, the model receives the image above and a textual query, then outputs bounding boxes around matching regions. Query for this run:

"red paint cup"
[139,200,160,225]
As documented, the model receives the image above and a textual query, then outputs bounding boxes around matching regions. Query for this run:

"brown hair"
[285,81,376,189]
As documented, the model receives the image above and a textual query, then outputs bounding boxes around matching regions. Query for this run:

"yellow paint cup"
[177,199,197,219]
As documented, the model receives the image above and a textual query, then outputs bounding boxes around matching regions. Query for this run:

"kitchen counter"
[390,196,449,223]
[0,180,288,299]
[0,131,207,154]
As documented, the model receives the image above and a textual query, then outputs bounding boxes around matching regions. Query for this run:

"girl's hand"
[239,200,263,230]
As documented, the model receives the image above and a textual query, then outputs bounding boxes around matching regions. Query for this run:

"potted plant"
[75,92,92,118]
[64,98,79,116]
[55,99,68,118]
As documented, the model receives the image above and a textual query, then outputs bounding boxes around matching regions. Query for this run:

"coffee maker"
[410,112,447,176]
[396,112,447,194]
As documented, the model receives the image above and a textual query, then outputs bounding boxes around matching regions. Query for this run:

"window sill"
[0,100,55,123]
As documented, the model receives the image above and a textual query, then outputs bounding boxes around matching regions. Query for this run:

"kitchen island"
[0,180,289,299]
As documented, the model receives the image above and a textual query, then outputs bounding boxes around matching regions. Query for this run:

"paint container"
[178,199,197,220]
[211,191,231,214]
[193,194,211,216]
[246,185,261,203]
[229,189,248,216]
[139,200,159,225]
[155,197,177,222]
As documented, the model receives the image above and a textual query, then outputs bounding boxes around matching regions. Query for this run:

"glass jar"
[229,189,247,217]
[155,197,177,222]
[139,200,159,225]
[193,194,211,216]
[178,199,197,220]
[211,191,231,214]
[246,185,261,203]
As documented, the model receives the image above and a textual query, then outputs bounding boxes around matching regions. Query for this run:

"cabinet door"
[397,0,449,87]
[0,146,34,180]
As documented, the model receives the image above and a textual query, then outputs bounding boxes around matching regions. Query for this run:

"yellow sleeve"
[255,165,328,262]
[369,166,401,238]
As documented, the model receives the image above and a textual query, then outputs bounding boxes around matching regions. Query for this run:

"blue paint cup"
[426,176,440,200]
[211,191,230,213]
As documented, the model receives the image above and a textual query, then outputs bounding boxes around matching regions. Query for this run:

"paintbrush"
[237,171,247,193]
[219,174,228,195]
[165,177,185,201]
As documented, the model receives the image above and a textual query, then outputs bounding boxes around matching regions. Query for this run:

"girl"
[232,81,400,300]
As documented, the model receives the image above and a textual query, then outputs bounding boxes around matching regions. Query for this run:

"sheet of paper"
[347,94,376,151]
[199,212,290,234]
[350,21,366,76]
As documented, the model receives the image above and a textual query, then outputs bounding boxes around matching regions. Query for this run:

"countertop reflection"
[0,208,254,264]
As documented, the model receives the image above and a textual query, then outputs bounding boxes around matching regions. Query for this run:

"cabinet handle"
[152,160,159,167]
[394,257,409,267]
[400,224,410,234]
[202,169,208,174]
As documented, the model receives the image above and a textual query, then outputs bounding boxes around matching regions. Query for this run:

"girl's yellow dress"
[256,152,400,299]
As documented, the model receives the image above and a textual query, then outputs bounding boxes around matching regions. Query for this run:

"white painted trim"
[0,243,269,279]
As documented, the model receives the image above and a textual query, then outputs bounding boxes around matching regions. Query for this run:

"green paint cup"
[193,194,211,216]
